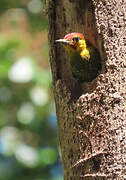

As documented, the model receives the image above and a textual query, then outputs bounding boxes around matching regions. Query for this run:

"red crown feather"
[64,32,84,40]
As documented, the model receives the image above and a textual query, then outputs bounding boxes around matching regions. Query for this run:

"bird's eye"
[72,37,80,42]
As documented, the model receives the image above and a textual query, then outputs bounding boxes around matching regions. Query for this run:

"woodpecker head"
[56,32,90,59]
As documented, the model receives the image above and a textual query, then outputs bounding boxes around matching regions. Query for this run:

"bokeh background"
[0,0,63,180]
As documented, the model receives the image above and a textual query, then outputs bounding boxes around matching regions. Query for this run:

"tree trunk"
[46,0,126,179]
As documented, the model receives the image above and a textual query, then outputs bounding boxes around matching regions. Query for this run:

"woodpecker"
[56,32,101,82]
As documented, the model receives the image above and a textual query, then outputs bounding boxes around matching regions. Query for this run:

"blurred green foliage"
[0,0,62,180]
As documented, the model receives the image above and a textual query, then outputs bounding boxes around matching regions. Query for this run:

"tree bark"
[46,0,126,179]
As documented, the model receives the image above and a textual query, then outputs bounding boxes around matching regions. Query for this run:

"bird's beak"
[55,39,69,45]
